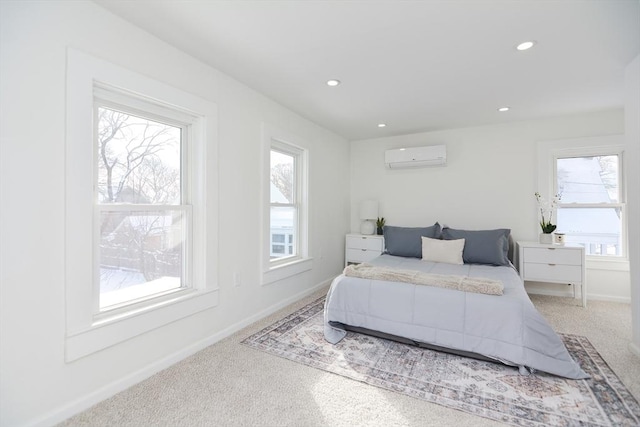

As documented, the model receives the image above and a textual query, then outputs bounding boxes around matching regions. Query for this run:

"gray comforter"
[324,254,588,379]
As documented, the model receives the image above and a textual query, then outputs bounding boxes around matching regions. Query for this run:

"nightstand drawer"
[523,247,582,265]
[346,235,384,251]
[346,248,381,263]
[523,263,582,283]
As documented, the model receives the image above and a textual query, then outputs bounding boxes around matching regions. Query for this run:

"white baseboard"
[28,277,334,427]
[586,293,631,303]
[526,287,576,298]
[630,342,640,358]
[525,287,631,304]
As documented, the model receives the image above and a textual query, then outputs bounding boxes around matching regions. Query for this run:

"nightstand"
[345,234,384,266]
[518,241,587,307]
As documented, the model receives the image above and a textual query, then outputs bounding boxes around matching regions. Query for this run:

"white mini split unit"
[384,145,446,169]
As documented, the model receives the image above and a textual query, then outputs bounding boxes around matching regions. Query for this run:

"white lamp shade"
[359,200,378,220]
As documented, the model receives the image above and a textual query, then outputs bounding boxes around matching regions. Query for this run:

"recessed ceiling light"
[497,106,510,112]
[377,123,386,128]
[516,41,536,51]
[326,79,341,87]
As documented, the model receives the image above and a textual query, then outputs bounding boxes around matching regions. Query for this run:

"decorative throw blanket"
[343,263,504,296]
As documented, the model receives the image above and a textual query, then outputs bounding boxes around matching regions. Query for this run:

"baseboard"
[586,293,631,303]
[630,342,640,358]
[28,277,335,427]
[526,287,631,304]
[525,287,576,299]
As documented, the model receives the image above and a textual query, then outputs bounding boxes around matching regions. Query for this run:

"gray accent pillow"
[383,223,441,258]
[441,227,511,266]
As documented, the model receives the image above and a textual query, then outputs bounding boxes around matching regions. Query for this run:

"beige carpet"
[61,289,640,427]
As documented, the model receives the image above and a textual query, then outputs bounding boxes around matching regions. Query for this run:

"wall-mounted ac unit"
[384,145,446,168]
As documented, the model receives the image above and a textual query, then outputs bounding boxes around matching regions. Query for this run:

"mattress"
[324,254,588,379]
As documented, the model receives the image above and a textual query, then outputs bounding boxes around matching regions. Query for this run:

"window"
[269,142,301,264]
[261,125,310,285]
[65,49,218,361]
[95,91,192,311]
[555,151,625,257]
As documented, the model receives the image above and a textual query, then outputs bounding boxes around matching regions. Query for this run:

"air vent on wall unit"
[384,145,446,169]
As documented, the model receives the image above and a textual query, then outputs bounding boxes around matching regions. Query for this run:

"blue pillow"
[383,223,441,258]
[441,227,510,266]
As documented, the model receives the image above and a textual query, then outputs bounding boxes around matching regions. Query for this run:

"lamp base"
[360,220,375,235]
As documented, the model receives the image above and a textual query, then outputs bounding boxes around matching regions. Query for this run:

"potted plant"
[376,217,385,235]
[534,192,560,243]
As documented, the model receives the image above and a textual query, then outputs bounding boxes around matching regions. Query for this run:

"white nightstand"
[518,241,587,307]
[345,234,384,266]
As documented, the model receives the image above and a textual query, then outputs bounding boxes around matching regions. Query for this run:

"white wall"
[350,110,629,301]
[0,2,350,426]
[625,55,640,355]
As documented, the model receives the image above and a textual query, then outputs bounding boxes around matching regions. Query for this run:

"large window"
[555,151,625,257]
[65,49,217,361]
[95,92,192,311]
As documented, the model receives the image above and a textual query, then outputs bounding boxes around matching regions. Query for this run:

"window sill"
[65,287,219,362]
[262,257,313,286]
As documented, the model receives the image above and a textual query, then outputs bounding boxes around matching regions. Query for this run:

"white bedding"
[324,254,588,379]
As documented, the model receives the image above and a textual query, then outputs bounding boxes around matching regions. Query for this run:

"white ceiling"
[95,0,640,141]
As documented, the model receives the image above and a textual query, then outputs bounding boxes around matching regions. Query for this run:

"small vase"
[539,233,553,244]
[377,227,383,235]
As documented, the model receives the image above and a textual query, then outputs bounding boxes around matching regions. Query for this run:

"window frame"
[553,147,627,259]
[65,49,218,361]
[93,89,194,315]
[261,124,311,285]
[269,141,302,266]
[537,134,628,269]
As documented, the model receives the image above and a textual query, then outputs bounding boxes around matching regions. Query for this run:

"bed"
[324,224,588,380]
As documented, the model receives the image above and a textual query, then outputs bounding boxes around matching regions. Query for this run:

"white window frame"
[93,86,194,315]
[261,124,311,285]
[65,49,218,361]
[554,148,626,259]
[269,140,303,266]
[538,134,629,270]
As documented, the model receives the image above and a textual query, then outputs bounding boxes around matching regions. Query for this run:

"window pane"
[272,234,285,243]
[557,207,622,256]
[270,150,294,204]
[557,155,619,203]
[97,107,182,204]
[99,210,185,309]
[270,206,296,259]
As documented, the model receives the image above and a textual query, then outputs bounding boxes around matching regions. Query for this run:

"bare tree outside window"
[97,107,184,308]
[270,148,297,260]
[97,108,181,204]
[271,161,293,203]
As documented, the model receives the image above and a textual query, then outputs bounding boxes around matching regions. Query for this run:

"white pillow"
[421,236,465,265]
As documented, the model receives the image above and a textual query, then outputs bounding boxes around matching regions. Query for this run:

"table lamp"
[359,200,378,235]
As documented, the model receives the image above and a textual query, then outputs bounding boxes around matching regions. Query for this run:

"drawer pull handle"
[548,263,556,266]
[547,248,556,250]
[362,249,366,251]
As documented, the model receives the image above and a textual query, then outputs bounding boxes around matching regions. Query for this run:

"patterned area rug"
[242,297,640,426]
